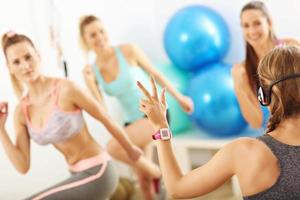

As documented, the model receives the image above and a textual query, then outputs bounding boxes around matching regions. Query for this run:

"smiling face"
[241,9,272,47]
[82,20,110,52]
[6,41,41,83]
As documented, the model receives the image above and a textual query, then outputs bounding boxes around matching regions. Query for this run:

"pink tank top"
[21,81,84,145]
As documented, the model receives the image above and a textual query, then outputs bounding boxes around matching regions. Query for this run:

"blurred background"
[0,0,299,199]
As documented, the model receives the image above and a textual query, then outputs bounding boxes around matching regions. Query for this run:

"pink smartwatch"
[152,128,172,140]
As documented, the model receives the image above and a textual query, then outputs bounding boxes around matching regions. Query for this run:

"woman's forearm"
[156,140,184,192]
[103,117,133,151]
[234,87,263,128]
[153,72,183,100]
[152,122,184,194]
[0,129,29,173]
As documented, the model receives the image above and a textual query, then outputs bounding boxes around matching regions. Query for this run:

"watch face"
[161,129,169,137]
[161,129,170,140]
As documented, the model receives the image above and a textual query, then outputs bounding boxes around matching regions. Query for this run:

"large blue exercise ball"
[164,5,230,72]
[187,64,247,137]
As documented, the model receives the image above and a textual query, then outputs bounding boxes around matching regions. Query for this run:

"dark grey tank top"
[243,134,300,200]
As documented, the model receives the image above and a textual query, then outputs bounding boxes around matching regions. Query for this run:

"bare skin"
[232,9,300,128]
[0,41,161,183]
[80,19,194,199]
[137,77,300,199]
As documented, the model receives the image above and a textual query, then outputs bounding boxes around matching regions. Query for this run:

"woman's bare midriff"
[54,125,105,165]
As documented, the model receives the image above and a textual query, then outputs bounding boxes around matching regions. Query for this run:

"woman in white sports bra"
[0,31,160,200]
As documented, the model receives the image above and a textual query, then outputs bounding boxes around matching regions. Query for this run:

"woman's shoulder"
[227,137,260,151]
[227,137,273,165]
[118,43,141,57]
[51,78,77,96]
[118,43,136,51]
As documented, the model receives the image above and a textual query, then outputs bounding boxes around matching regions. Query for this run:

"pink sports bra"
[21,81,84,145]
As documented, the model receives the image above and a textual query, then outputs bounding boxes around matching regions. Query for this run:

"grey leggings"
[25,157,118,200]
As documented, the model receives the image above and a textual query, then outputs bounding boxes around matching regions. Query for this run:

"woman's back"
[234,129,300,199]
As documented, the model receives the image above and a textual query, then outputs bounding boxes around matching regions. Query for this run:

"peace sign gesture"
[137,77,169,130]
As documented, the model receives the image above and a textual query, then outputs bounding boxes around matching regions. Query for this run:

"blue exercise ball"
[187,64,247,137]
[164,5,230,72]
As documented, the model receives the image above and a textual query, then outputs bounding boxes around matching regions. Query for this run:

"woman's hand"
[178,95,194,113]
[137,77,169,130]
[82,65,93,77]
[0,102,8,131]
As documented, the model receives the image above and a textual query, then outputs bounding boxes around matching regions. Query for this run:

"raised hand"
[137,77,169,130]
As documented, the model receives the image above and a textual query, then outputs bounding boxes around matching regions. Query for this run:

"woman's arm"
[124,44,194,113]
[0,102,31,174]
[231,64,263,128]
[61,80,141,161]
[156,137,235,198]
[137,79,236,199]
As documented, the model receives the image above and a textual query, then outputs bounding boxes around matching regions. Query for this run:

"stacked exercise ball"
[164,5,230,72]
[186,64,247,136]
[163,5,247,137]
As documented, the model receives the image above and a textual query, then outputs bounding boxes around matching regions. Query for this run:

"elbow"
[169,188,203,199]
[18,169,29,175]
[167,185,186,199]
[169,192,180,199]
[169,190,186,199]
[16,164,30,175]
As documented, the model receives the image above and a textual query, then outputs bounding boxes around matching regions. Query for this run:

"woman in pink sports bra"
[0,32,160,200]
[231,1,300,129]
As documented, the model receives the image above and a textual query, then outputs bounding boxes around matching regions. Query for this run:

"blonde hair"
[78,15,99,53]
[258,45,300,132]
[2,32,35,99]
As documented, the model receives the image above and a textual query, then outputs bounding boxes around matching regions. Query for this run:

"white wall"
[0,0,299,199]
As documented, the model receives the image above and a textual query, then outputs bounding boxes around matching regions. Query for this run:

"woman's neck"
[26,76,51,100]
[253,38,276,60]
[95,46,115,61]
[270,116,300,145]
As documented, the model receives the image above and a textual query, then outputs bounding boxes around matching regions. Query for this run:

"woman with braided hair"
[138,45,300,199]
